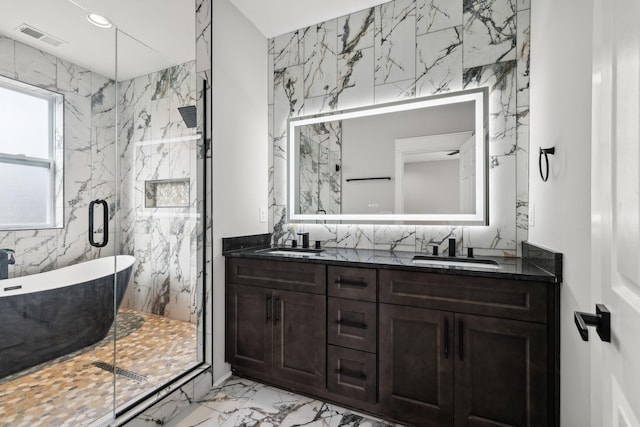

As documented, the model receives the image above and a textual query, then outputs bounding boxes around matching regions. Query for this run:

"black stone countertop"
[223,245,561,284]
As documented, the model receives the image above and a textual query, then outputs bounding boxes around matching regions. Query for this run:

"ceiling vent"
[17,24,65,47]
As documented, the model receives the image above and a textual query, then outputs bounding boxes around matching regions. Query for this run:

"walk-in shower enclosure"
[0,1,209,424]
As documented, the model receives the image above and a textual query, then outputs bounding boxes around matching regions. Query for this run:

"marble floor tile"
[165,376,405,427]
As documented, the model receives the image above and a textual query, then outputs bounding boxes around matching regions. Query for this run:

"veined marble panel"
[274,30,303,70]
[334,8,376,110]
[57,58,91,97]
[373,225,416,252]
[57,205,91,266]
[517,0,530,11]
[417,0,463,35]
[374,78,415,103]
[13,230,58,276]
[14,42,56,90]
[338,8,375,54]
[303,21,338,99]
[516,105,529,255]
[336,224,375,249]
[464,154,517,251]
[65,148,92,209]
[463,61,517,156]
[273,65,303,206]
[516,8,530,107]
[196,0,211,73]
[416,26,463,96]
[268,39,275,105]
[374,0,416,85]
[0,35,15,78]
[64,93,92,152]
[335,46,375,110]
[463,0,517,68]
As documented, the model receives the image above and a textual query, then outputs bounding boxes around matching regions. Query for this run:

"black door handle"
[574,304,611,342]
[265,294,272,323]
[444,318,449,359]
[89,199,109,248]
[458,319,464,361]
[274,296,280,324]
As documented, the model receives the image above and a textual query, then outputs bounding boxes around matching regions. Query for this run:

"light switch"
[259,207,267,223]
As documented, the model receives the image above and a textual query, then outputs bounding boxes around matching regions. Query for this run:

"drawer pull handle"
[335,319,368,329]
[335,276,368,287]
[335,368,367,380]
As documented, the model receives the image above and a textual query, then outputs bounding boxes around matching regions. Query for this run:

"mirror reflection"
[289,87,489,225]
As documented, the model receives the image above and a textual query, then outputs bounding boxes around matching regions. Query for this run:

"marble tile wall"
[269,0,531,257]
[0,35,117,277]
[118,61,201,324]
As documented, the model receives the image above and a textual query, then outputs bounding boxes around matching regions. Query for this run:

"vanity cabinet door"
[454,313,547,427]
[272,289,326,393]
[226,284,272,379]
[379,303,454,427]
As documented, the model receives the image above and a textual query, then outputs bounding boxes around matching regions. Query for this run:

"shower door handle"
[89,199,109,248]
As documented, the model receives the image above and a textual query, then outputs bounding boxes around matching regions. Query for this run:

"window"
[0,75,64,230]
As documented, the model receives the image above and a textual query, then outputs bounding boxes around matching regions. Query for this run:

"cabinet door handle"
[274,296,280,324]
[335,368,367,380]
[459,319,464,361]
[265,294,272,323]
[334,276,368,287]
[335,319,368,329]
[444,318,449,359]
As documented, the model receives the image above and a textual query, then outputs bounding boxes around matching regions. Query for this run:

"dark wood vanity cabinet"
[226,258,326,395]
[226,256,559,427]
[378,269,556,427]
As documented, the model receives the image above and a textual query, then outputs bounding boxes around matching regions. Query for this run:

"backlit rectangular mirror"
[288,87,489,225]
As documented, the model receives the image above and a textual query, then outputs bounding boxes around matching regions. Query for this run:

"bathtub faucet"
[0,249,15,280]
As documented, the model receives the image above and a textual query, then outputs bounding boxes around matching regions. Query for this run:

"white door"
[590,0,640,425]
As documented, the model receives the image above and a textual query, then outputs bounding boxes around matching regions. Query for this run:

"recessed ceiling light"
[86,13,112,29]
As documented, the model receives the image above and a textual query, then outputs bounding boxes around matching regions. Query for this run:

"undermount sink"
[259,247,325,257]
[411,255,501,270]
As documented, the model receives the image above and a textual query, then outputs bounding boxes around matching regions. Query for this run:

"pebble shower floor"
[0,309,197,427]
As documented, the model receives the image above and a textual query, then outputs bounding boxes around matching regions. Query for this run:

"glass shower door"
[112,7,203,412]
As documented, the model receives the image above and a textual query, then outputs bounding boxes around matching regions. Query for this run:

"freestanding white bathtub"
[0,255,135,378]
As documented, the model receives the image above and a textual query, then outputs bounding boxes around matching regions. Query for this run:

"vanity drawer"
[328,298,377,353]
[227,258,326,294]
[328,266,376,302]
[327,345,377,404]
[379,269,548,323]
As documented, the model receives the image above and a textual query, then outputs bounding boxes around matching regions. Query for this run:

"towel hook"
[539,147,555,182]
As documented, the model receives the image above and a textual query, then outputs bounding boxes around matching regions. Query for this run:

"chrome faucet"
[0,249,15,280]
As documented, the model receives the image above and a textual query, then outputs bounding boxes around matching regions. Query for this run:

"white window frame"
[0,75,64,230]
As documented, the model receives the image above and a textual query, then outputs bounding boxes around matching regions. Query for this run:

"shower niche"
[145,179,191,208]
